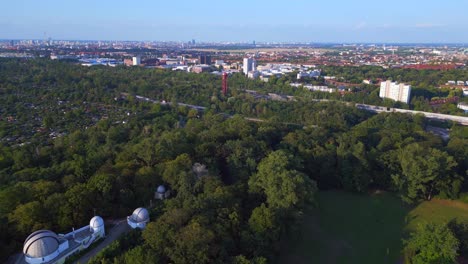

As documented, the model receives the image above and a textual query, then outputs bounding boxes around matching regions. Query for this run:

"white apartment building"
[243,58,256,75]
[379,81,411,104]
[132,56,141,66]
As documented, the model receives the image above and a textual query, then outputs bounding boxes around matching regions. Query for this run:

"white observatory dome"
[130,207,149,223]
[157,185,166,194]
[90,216,104,231]
[23,230,60,259]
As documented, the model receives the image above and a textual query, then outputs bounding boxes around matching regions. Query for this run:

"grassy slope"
[279,191,468,264]
[407,198,468,230]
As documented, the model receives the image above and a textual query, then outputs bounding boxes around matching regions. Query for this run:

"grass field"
[407,198,468,230]
[279,191,468,264]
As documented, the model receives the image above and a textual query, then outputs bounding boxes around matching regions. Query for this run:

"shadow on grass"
[278,190,412,264]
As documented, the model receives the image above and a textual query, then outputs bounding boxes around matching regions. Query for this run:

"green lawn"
[406,198,468,231]
[279,191,468,264]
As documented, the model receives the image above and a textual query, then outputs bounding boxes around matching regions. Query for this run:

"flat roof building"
[379,81,411,104]
[132,56,141,66]
[198,55,211,65]
[243,58,253,75]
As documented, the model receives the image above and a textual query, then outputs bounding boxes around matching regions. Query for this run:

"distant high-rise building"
[379,81,411,104]
[132,56,141,66]
[198,55,211,65]
[243,57,254,75]
[253,40,256,46]
[251,59,257,71]
[192,39,196,45]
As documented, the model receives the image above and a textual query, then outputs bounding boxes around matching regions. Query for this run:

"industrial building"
[21,216,105,264]
[379,80,411,104]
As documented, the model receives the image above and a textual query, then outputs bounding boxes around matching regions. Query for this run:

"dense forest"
[0,58,467,263]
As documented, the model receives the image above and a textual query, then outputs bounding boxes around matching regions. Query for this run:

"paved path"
[74,220,130,264]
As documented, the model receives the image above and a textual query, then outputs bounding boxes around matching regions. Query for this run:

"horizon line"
[2,38,468,46]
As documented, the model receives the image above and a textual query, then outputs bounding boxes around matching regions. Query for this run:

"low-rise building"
[21,216,105,264]
[457,102,468,113]
[297,70,320,79]
[192,65,211,73]
[127,208,150,229]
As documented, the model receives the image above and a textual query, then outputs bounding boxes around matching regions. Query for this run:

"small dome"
[23,230,59,258]
[157,185,166,194]
[90,216,104,229]
[131,207,149,223]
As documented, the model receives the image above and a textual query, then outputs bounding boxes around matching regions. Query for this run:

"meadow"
[279,191,468,264]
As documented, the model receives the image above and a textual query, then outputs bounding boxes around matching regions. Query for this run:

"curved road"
[74,220,129,264]
[131,93,468,126]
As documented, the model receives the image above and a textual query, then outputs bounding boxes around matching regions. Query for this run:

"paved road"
[130,93,468,126]
[356,104,468,125]
[74,220,130,264]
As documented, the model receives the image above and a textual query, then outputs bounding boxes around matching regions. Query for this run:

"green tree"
[404,222,459,264]
[249,150,316,210]
[448,219,468,256]
[392,143,460,202]
[8,201,45,235]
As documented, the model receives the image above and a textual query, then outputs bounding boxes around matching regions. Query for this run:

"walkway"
[74,220,130,264]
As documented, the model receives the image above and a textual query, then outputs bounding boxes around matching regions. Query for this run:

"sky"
[1,0,467,43]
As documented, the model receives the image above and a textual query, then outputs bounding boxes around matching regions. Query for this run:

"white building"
[22,216,105,264]
[379,81,411,104]
[243,58,253,75]
[251,59,257,72]
[127,207,150,229]
[458,102,468,113]
[297,70,320,80]
[247,71,260,79]
[290,83,336,93]
[155,185,171,200]
[463,89,468,97]
[132,56,141,66]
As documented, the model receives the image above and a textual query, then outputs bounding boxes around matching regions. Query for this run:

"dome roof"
[130,207,149,223]
[90,216,104,229]
[157,185,166,194]
[23,230,59,258]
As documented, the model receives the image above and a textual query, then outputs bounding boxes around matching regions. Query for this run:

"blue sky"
[1,0,467,43]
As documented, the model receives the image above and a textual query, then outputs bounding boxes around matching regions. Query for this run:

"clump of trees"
[0,58,467,262]
[403,219,468,264]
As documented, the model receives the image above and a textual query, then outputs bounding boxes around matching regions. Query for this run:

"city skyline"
[1,0,468,43]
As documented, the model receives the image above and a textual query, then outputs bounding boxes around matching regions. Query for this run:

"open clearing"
[279,191,468,264]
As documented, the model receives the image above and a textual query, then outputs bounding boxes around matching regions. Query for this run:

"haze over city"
[1,1,468,264]
[1,0,468,43]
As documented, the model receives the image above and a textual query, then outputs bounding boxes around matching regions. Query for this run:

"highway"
[356,104,468,125]
[130,93,468,126]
